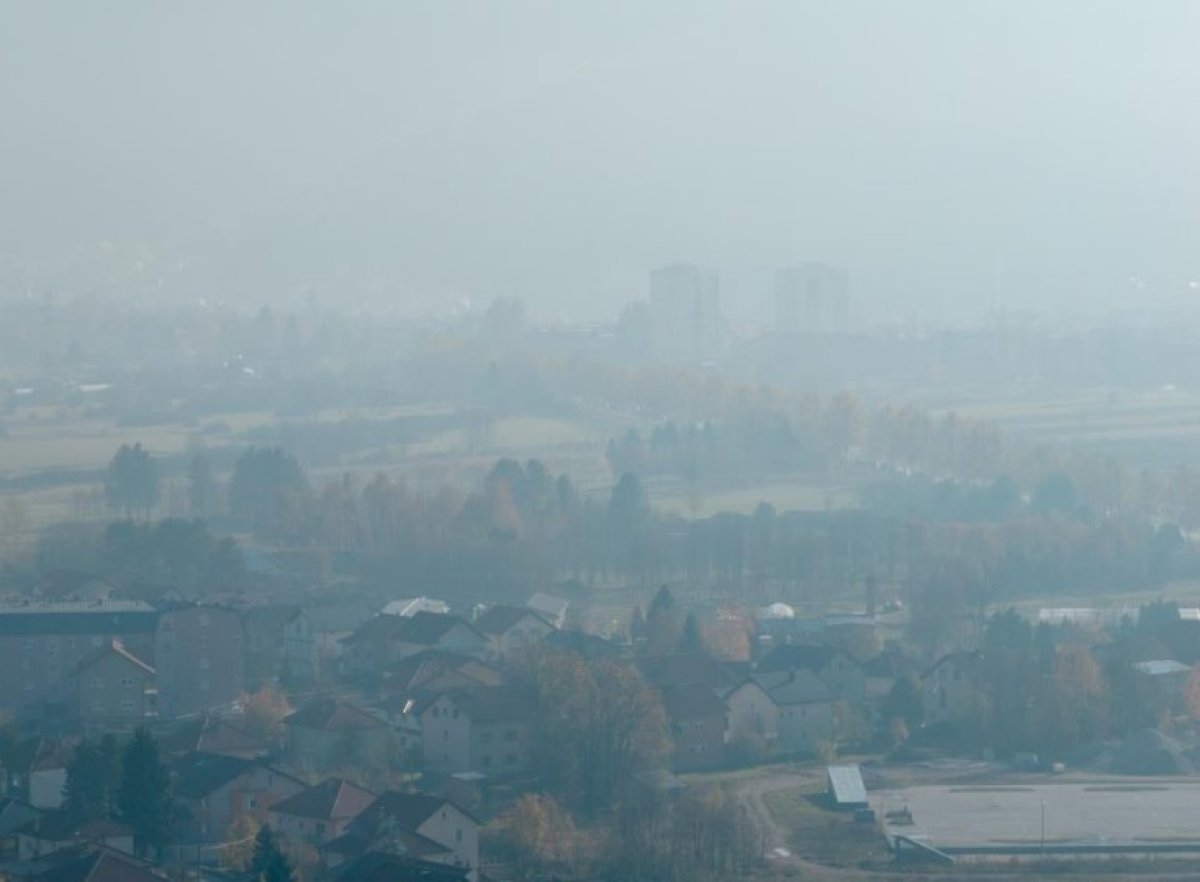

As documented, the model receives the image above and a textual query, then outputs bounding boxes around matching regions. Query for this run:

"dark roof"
[332,851,468,882]
[74,640,155,677]
[0,603,157,636]
[545,629,623,660]
[0,797,41,837]
[756,643,855,674]
[659,683,728,722]
[271,778,375,822]
[242,604,302,629]
[382,651,508,694]
[159,716,269,758]
[396,612,483,646]
[302,604,374,634]
[417,685,536,725]
[754,669,834,705]
[637,653,747,690]
[349,791,479,836]
[473,605,551,636]
[24,849,165,882]
[321,827,449,862]
[19,810,133,842]
[9,737,77,773]
[920,650,986,680]
[170,753,257,799]
[285,698,386,732]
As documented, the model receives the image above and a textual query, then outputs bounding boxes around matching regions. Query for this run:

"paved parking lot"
[876,782,1200,852]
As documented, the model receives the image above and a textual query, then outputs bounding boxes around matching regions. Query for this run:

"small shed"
[826,764,868,810]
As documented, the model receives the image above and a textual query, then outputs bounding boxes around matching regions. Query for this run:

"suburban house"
[660,683,729,772]
[303,604,374,673]
[0,601,158,720]
[526,593,569,629]
[3,737,74,809]
[269,778,376,845]
[73,641,157,733]
[380,651,509,696]
[341,613,488,678]
[326,791,480,878]
[472,606,555,659]
[754,669,836,755]
[171,752,306,844]
[756,643,866,703]
[921,651,987,727]
[637,653,748,693]
[154,603,244,719]
[17,812,134,860]
[159,714,270,760]
[0,798,41,859]
[285,698,390,770]
[417,685,535,777]
[722,678,779,747]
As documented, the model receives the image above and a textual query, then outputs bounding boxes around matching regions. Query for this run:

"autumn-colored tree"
[487,793,578,882]
[241,685,291,748]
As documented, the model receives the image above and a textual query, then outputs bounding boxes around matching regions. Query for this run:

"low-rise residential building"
[525,594,569,629]
[754,669,836,755]
[341,614,487,678]
[921,651,987,728]
[756,643,866,703]
[722,678,779,747]
[158,714,270,760]
[20,847,165,882]
[74,641,157,733]
[473,606,555,659]
[417,685,535,777]
[660,683,728,772]
[171,752,306,844]
[17,812,134,860]
[242,605,302,687]
[285,698,390,770]
[0,798,41,859]
[327,791,480,878]
[269,778,376,845]
[4,737,74,810]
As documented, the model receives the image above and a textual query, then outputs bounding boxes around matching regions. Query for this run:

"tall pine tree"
[248,825,294,882]
[63,735,121,821]
[117,728,173,857]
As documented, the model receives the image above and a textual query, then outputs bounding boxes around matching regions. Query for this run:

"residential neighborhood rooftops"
[0,602,157,636]
[19,811,134,842]
[659,683,728,722]
[271,778,376,822]
[8,736,77,774]
[24,849,166,882]
[417,684,536,725]
[302,604,375,634]
[168,752,297,800]
[286,698,386,732]
[159,715,269,758]
[756,643,852,674]
[754,669,835,705]
[472,605,550,636]
[331,851,468,882]
[381,597,450,618]
[344,612,482,648]
[351,791,479,833]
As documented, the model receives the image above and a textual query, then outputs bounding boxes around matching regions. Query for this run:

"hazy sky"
[2,2,1198,322]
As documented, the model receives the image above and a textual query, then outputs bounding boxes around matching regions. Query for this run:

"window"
[199,677,210,691]
[92,701,105,712]
[199,657,210,670]
[451,708,459,719]
[199,613,210,627]
[120,677,134,687]
[481,731,493,745]
[456,828,463,843]
[505,753,517,765]
[482,755,492,769]
[503,729,517,742]
[245,795,258,810]
[121,699,135,711]
[90,677,103,689]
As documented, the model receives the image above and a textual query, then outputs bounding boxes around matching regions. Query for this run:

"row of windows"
[91,699,139,712]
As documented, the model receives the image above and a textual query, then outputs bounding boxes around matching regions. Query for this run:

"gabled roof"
[75,640,155,677]
[382,597,450,618]
[920,650,986,681]
[349,791,480,835]
[344,612,483,649]
[382,651,508,694]
[544,629,623,660]
[526,593,569,620]
[321,826,450,862]
[302,604,374,634]
[285,698,386,732]
[756,643,855,675]
[171,752,257,799]
[271,778,376,822]
[242,604,302,629]
[25,848,166,882]
[754,669,835,705]
[416,684,536,725]
[9,736,77,773]
[0,797,41,837]
[332,851,468,882]
[0,602,157,636]
[473,605,552,637]
[637,653,747,690]
[19,810,133,842]
[159,715,269,758]
[659,683,728,722]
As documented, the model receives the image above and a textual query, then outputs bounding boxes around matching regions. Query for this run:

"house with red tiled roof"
[170,752,305,844]
[269,778,375,844]
[284,698,390,770]
[72,641,157,733]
